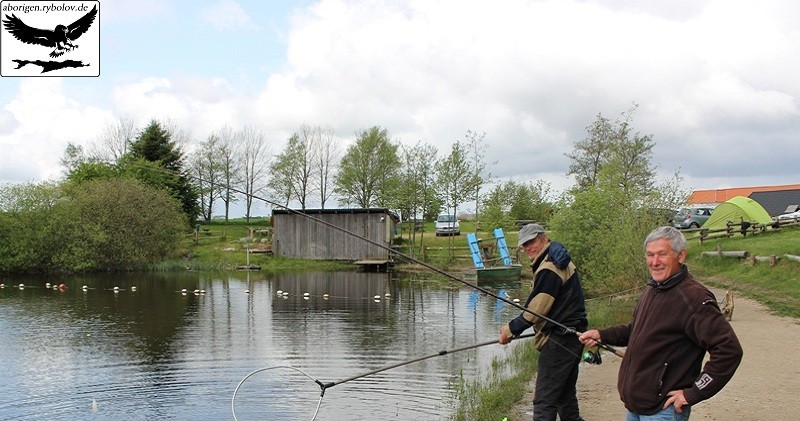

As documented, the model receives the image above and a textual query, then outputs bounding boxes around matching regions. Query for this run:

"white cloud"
[110,76,246,142]
[4,0,800,203]
[1,79,112,183]
[252,0,800,193]
[198,0,259,31]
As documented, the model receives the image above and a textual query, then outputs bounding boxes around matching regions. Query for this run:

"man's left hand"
[664,390,688,412]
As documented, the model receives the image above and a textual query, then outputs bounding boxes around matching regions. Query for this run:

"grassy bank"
[172,218,496,273]
[160,220,352,272]
[684,225,800,318]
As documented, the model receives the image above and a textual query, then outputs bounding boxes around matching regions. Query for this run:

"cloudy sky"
[1,0,799,215]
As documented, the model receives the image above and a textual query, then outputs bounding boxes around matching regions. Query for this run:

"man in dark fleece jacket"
[500,223,587,421]
[580,226,743,420]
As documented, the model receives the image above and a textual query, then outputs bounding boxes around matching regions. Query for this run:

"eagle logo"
[2,5,97,58]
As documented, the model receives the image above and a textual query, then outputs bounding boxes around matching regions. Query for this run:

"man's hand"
[579,329,601,347]
[664,390,688,412]
[499,325,513,344]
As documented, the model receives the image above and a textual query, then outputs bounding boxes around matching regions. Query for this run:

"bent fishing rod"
[147,164,623,358]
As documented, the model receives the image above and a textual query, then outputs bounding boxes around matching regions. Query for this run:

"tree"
[335,126,400,208]
[565,114,610,190]
[398,141,438,240]
[128,120,200,222]
[90,116,137,162]
[0,182,65,272]
[554,106,679,296]
[311,125,339,209]
[60,142,88,175]
[69,178,187,270]
[190,133,224,222]
[216,126,240,220]
[508,180,554,224]
[480,181,516,232]
[478,180,553,232]
[269,129,313,209]
[435,140,478,221]
[267,151,294,208]
[238,125,270,221]
[0,179,186,272]
[566,104,656,196]
[465,130,492,228]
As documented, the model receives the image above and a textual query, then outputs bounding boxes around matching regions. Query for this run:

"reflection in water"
[0,271,525,420]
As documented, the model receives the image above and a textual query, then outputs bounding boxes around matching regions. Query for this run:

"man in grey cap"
[499,223,587,421]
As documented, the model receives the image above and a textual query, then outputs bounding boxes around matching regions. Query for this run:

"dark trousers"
[533,332,584,421]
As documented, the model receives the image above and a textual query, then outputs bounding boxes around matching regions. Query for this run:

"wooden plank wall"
[272,210,393,260]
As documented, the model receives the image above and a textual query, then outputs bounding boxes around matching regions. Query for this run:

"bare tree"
[238,125,270,221]
[311,125,339,209]
[465,129,492,228]
[216,126,240,220]
[191,134,224,222]
[91,116,137,162]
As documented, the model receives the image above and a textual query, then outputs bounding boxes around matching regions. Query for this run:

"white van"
[435,213,460,236]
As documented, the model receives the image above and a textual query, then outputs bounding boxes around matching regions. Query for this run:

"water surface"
[0,271,525,420]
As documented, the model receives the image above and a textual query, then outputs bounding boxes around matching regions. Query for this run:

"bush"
[0,179,187,273]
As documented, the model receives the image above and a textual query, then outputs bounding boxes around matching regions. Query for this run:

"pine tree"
[128,120,199,223]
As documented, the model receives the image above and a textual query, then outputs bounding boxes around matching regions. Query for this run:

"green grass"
[685,225,800,318]
[157,220,351,272]
[453,337,539,421]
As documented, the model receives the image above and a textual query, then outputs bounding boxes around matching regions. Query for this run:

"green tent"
[703,196,773,229]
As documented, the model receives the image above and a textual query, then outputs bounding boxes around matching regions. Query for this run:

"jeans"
[532,332,584,421]
[626,405,691,421]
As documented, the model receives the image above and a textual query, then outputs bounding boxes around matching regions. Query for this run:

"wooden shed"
[271,208,399,261]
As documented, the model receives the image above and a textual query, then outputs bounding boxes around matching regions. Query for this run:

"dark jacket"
[508,241,587,349]
[599,265,743,414]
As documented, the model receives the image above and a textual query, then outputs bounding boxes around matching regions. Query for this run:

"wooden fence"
[681,217,800,244]
[700,243,800,266]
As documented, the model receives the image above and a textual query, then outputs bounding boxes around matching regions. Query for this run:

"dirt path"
[508,287,800,420]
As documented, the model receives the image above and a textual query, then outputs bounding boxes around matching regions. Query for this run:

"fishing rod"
[231,333,536,421]
[134,163,623,357]
[190,177,623,358]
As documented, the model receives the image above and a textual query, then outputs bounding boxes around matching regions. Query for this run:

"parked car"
[434,213,460,236]
[672,207,714,229]
[777,205,800,221]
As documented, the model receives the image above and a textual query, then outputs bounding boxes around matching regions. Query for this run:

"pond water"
[0,270,526,420]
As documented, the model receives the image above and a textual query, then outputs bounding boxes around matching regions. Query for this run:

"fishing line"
[154,167,620,357]
[126,164,621,415]
[231,333,535,421]
[129,163,622,357]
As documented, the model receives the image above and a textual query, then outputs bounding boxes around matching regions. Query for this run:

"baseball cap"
[518,223,545,247]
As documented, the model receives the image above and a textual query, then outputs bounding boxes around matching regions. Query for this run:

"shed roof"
[272,207,400,222]
[748,189,800,216]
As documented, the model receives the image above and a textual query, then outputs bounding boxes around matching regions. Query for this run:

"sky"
[1,0,799,217]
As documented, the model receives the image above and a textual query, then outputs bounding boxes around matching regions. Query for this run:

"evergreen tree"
[128,120,199,222]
